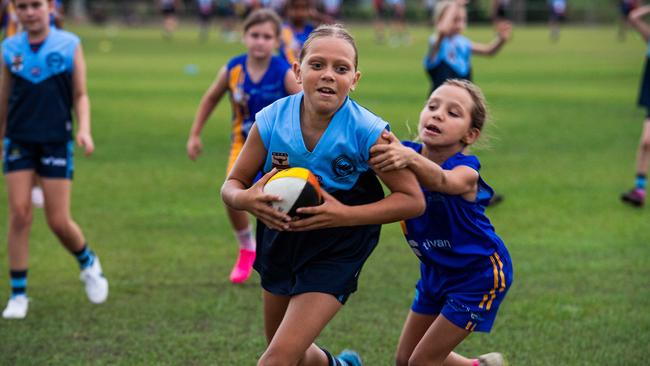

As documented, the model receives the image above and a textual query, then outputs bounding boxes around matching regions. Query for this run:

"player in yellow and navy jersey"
[187,9,301,284]
[370,79,512,366]
[0,0,19,38]
[279,0,316,66]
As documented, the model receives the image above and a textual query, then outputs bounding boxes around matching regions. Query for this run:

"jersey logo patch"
[10,54,23,72]
[332,154,355,178]
[46,52,65,73]
[271,152,289,170]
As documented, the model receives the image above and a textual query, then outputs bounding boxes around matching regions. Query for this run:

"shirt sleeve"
[359,116,389,162]
[454,154,481,172]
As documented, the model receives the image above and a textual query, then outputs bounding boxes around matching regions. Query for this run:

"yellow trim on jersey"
[399,220,408,235]
[5,3,19,37]
[226,139,244,174]
[227,64,246,174]
[281,26,298,65]
[465,321,473,330]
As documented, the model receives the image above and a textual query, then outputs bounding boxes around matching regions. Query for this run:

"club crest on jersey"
[46,52,65,72]
[7,148,22,162]
[31,67,41,77]
[332,154,355,178]
[271,152,289,170]
[10,54,23,72]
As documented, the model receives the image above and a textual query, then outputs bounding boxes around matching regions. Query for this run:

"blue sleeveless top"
[255,92,388,192]
[226,54,291,142]
[424,34,472,78]
[401,142,508,269]
[3,27,79,142]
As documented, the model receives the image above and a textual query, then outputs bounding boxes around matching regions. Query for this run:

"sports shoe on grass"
[80,257,108,304]
[621,188,645,207]
[478,352,506,366]
[31,186,44,208]
[229,249,256,284]
[337,349,363,366]
[2,295,29,319]
[487,193,504,207]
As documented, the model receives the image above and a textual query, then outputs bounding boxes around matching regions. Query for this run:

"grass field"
[0,23,649,365]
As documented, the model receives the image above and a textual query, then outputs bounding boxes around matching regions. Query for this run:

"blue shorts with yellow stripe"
[2,138,74,179]
[411,251,513,333]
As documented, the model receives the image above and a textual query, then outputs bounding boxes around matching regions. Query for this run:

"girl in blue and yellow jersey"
[279,0,316,66]
[425,1,511,94]
[221,24,424,366]
[187,9,301,284]
[621,5,650,207]
[370,79,512,366]
[0,0,19,38]
[0,0,108,320]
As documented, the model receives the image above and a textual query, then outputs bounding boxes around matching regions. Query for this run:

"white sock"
[235,226,255,251]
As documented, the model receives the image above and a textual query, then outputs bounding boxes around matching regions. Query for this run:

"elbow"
[74,92,88,104]
[406,191,426,219]
[220,181,231,204]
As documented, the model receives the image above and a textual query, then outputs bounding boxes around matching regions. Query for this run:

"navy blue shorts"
[254,171,384,304]
[411,251,513,333]
[2,138,74,179]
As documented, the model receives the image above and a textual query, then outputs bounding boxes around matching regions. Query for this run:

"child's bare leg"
[6,171,35,270]
[634,119,650,173]
[258,292,342,366]
[41,179,85,253]
[396,311,474,366]
[409,314,472,366]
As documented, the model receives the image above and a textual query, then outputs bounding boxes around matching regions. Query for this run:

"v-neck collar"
[292,93,349,154]
[243,54,272,85]
[24,26,53,55]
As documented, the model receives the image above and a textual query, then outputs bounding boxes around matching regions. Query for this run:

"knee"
[9,206,32,230]
[640,137,650,152]
[46,215,70,236]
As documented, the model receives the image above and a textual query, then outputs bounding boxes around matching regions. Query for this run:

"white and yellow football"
[263,167,323,216]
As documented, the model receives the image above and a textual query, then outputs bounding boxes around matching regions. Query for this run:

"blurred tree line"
[63,0,625,24]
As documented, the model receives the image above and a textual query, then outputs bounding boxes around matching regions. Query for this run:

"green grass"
[1,23,649,365]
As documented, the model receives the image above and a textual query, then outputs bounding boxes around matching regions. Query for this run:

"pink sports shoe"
[229,249,256,284]
[621,188,645,207]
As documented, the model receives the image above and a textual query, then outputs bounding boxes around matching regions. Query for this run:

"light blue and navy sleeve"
[358,115,389,162]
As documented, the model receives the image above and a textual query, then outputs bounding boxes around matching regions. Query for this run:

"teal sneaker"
[337,349,362,366]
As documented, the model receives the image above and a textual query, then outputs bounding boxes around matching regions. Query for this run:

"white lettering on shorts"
[41,156,67,167]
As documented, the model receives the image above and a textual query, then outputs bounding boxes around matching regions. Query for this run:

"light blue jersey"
[424,34,472,78]
[256,92,388,192]
[2,27,79,142]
